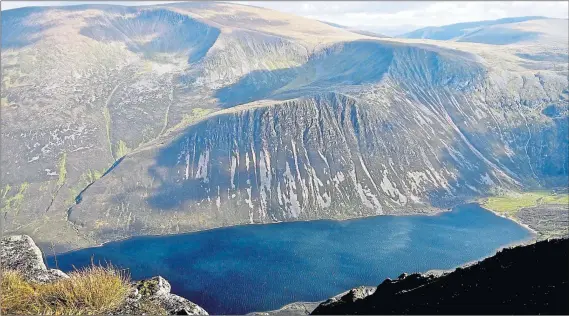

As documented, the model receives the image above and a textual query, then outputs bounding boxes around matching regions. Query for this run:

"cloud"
[238,1,568,35]
[2,1,567,36]
[0,1,180,11]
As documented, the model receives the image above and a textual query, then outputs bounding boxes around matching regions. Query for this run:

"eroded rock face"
[1,235,208,315]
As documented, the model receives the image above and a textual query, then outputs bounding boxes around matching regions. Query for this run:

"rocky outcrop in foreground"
[247,286,375,316]
[311,238,569,315]
[0,235,70,283]
[0,235,208,315]
[248,301,322,316]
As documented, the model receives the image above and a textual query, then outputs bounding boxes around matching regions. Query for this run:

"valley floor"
[479,190,569,241]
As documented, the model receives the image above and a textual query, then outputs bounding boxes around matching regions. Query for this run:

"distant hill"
[320,21,390,38]
[400,16,566,45]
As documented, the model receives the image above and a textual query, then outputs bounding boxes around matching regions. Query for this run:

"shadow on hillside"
[214,40,395,108]
[1,7,56,49]
[145,111,252,210]
[79,8,220,63]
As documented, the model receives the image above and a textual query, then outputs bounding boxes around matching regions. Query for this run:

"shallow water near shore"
[46,203,532,315]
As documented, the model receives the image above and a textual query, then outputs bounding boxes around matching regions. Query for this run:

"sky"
[1,1,568,36]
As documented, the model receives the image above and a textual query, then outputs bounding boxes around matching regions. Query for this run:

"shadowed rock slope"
[311,238,569,315]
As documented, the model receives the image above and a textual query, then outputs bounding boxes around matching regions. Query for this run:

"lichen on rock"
[133,276,208,315]
[1,235,69,283]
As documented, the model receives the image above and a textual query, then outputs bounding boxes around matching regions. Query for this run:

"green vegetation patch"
[66,168,108,205]
[481,191,569,215]
[1,183,29,214]
[114,140,131,159]
[57,152,67,187]
[1,184,11,199]
[1,97,9,107]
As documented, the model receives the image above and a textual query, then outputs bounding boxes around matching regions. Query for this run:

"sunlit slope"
[1,2,567,251]
[1,2,367,250]
[402,16,567,45]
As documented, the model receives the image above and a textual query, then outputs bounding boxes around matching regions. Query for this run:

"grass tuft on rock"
[1,265,131,315]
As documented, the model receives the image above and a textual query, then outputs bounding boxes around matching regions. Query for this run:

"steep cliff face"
[311,238,569,315]
[69,42,568,245]
[1,3,567,251]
